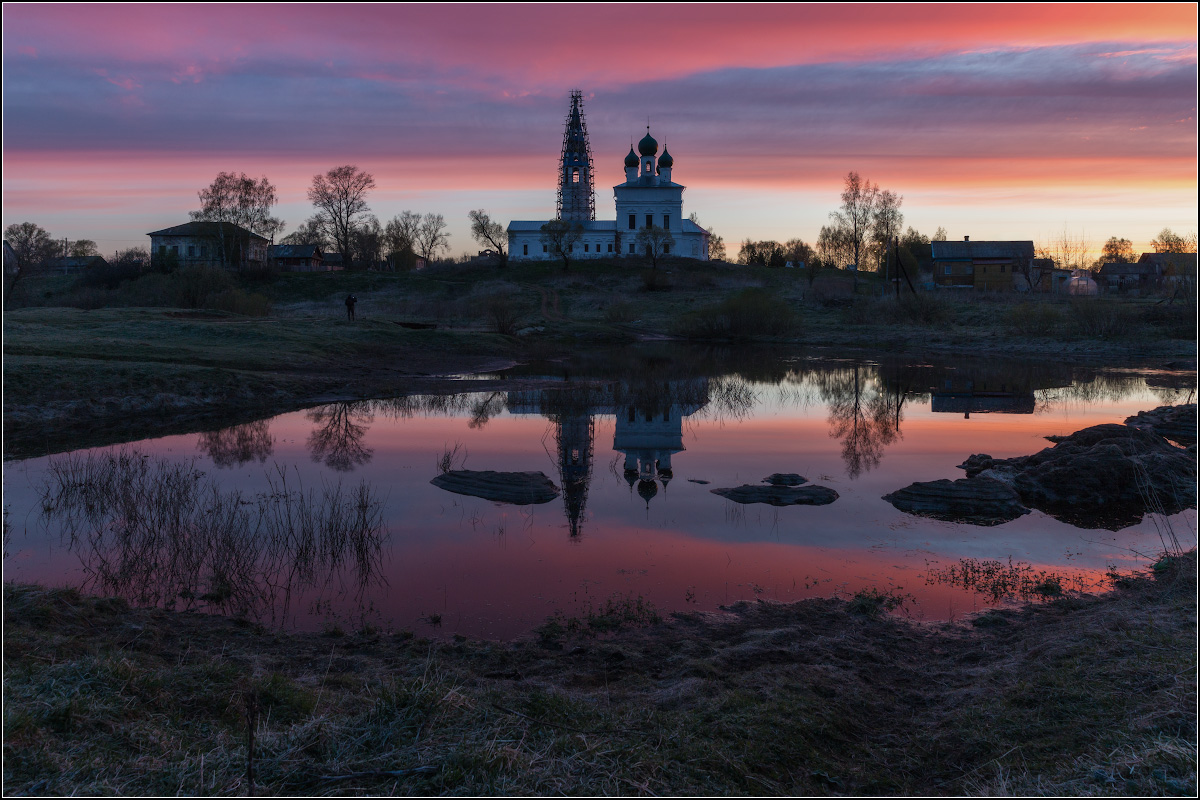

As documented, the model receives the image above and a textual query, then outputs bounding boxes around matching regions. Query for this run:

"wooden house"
[268,244,325,271]
[931,237,1033,291]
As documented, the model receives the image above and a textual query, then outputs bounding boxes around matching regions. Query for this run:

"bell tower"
[557,90,595,222]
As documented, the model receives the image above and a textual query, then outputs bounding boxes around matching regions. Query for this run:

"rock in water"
[882,477,1030,526]
[1124,404,1197,446]
[711,484,838,506]
[764,473,807,486]
[431,470,559,505]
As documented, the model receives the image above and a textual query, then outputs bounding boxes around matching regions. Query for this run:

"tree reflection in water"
[196,419,274,468]
[819,363,905,479]
[307,402,374,471]
[39,450,388,626]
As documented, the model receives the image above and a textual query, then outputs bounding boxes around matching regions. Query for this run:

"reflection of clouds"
[39,450,388,626]
[307,402,374,472]
[196,419,274,468]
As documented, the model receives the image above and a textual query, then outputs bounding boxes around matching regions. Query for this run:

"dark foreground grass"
[4,552,1195,796]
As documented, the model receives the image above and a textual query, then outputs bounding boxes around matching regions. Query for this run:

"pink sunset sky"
[2,3,1196,259]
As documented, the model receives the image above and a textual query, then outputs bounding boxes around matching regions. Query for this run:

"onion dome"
[638,129,658,156]
[658,148,673,169]
[625,147,639,168]
[637,478,659,506]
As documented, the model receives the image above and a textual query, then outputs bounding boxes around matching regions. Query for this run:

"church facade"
[508,93,709,262]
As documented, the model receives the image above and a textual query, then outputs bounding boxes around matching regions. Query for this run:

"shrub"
[640,269,671,292]
[173,266,235,309]
[673,288,800,339]
[483,294,520,335]
[1007,301,1065,336]
[1069,298,1137,339]
[603,301,638,323]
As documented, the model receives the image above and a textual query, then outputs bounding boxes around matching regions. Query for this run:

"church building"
[508,92,710,262]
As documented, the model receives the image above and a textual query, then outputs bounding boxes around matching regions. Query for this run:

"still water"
[4,348,1195,639]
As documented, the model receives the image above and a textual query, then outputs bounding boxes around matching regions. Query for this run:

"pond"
[4,346,1195,639]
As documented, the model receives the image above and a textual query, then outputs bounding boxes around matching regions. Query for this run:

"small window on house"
[645,214,653,228]
[170,246,178,255]
[1000,264,1006,273]
[629,214,636,230]
[944,265,951,275]
[158,245,166,255]
[200,246,208,258]
[663,214,669,229]
[982,266,987,274]
[523,244,528,256]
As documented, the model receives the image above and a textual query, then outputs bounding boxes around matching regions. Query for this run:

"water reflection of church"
[506,379,708,536]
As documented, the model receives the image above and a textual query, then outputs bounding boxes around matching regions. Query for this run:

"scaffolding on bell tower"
[556,90,596,222]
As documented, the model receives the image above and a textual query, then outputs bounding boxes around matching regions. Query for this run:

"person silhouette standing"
[345,294,357,321]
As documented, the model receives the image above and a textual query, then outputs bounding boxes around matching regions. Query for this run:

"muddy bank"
[4,553,1195,796]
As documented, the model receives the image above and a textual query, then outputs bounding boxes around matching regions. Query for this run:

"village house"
[267,243,325,272]
[930,237,1034,291]
[46,255,109,275]
[147,221,269,269]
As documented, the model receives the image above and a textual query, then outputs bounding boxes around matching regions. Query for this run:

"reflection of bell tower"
[555,412,594,537]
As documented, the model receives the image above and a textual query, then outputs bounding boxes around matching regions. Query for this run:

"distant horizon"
[3,3,1196,262]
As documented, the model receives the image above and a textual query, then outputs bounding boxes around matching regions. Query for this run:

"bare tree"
[468,209,508,267]
[817,223,854,268]
[1151,228,1198,254]
[540,219,583,271]
[307,165,375,268]
[932,227,948,241]
[4,221,56,302]
[829,171,879,270]
[192,172,286,267]
[414,213,450,263]
[1045,227,1091,272]
[870,189,904,270]
[352,216,383,269]
[690,212,726,261]
[383,211,421,269]
[279,216,330,249]
[636,224,676,270]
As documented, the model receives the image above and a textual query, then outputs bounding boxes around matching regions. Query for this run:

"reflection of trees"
[307,402,374,471]
[39,450,388,626]
[196,419,274,468]
[819,363,904,479]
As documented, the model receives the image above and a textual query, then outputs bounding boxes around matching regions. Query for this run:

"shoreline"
[4,552,1195,795]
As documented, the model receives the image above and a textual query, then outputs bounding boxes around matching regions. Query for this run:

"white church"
[507,92,710,262]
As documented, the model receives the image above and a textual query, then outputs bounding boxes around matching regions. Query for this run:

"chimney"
[964,236,970,242]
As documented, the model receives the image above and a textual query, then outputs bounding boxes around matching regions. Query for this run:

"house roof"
[48,256,109,269]
[147,221,269,241]
[932,240,1034,260]
[1099,261,1158,276]
[269,244,322,259]
[1138,252,1197,270]
[507,220,619,232]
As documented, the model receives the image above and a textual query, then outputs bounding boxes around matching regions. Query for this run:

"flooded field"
[4,347,1195,639]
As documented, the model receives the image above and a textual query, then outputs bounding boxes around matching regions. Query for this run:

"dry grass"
[5,551,1194,796]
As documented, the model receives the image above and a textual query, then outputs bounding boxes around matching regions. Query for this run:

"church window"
[643,161,651,174]
[645,214,653,228]
[608,243,613,253]
[584,243,589,252]
[628,214,636,230]
[572,169,579,184]
[663,214,669,229]
[523,244,528,255]
[628,407,635,423]
[664,244,669,254]
[663,410,670,422]
[629,243,635,254]
[543,245,548,253]
[171,245,178,255]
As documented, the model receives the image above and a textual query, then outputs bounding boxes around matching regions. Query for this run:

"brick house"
[147,221,269,269]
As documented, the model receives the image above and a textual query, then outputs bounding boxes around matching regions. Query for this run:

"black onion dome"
[658,148,673,168]
[638,130,658,156]
[625,147,639,168]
